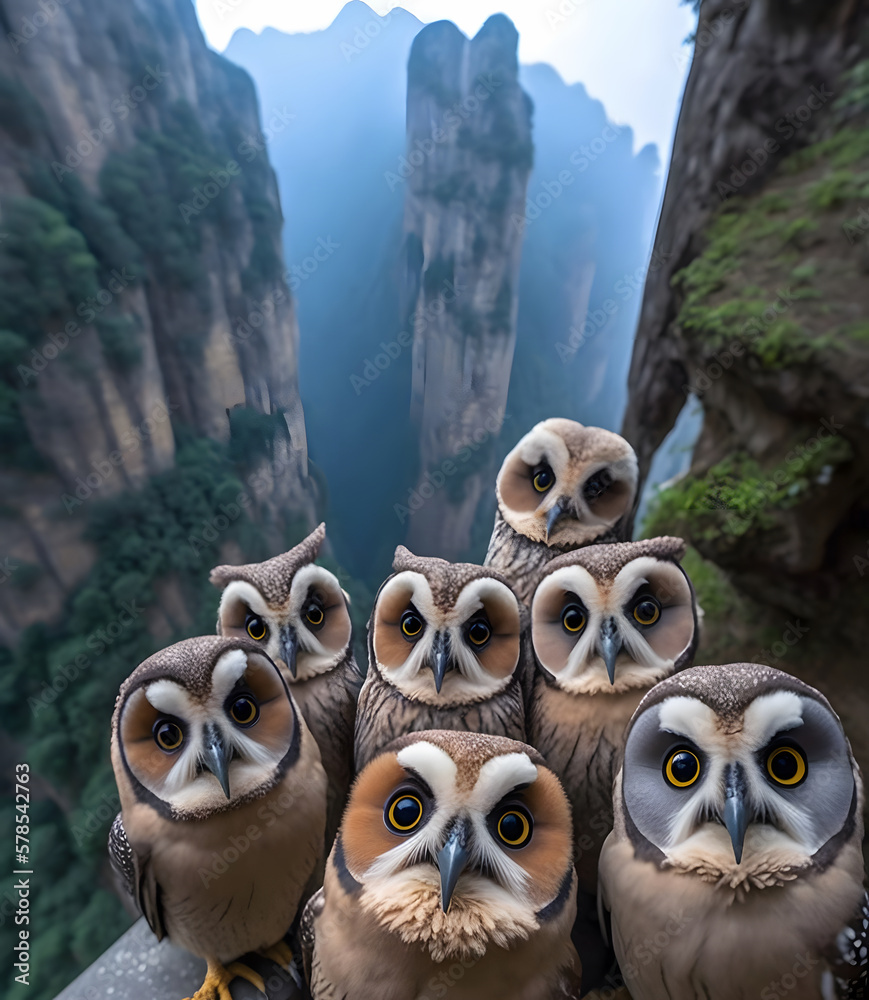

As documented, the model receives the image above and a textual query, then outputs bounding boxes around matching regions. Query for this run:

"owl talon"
[184,959,265,1000]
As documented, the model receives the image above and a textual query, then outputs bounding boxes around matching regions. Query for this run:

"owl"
[109,636,327,1000]
[599,663,869,1000]
[354,546,527,771]
[302,730,582,1000]
[526,537,698,897]
[485,419,638,603]
[210,522,361,848]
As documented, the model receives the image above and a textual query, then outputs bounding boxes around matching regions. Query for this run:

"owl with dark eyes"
[485,419,638,603]
[211,523,361,849]
[353,547,528,771]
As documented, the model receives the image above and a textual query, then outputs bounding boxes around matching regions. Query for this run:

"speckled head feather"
[209,522,326,606]
[630,662,838,730]
[534,536,687,588]
[391,546,517,612]
[114,635,278,713]
[543,418,634,464]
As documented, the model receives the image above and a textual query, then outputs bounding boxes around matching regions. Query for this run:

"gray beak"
[201,723,232,799]
[723,762,749,864]
[545,498,570,541]
[437,819,471,913]
[430,631,452,694]
[598,617,622,685]
[280,624,299,679]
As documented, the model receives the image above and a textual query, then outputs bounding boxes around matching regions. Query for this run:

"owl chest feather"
[529,678,644,891]
[601,834,865,1000]
[354,671,526,770]
[135,762,326,962]
[484,516,562,604]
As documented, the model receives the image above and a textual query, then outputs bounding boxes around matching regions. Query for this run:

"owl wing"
[108,813,166,941]
[827,889,869,999]
[300,885,324,986]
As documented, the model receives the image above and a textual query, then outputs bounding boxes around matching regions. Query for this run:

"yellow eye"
[766,746,807,786]
[305,603,324,627]
[467,619,491,646]
[245,614,267,642]
[664,749,701,788]
[154,720,183,752]
[561,603,586,633]
[229,695,259,728]
[633,597,661,626]
[401,610,423,639]
[385,793,424,833]
[532,464,554,493]
[496,808,533,848]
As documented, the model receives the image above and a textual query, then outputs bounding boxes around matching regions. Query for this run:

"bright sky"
[195,0,697,157]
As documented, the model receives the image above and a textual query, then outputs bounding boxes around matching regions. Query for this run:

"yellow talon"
[182,957,265,1000]
[226,961,266,994]
[260,939,294,969]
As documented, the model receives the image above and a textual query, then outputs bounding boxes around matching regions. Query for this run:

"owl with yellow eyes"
[354,547,528,771]
[211,523,361,850]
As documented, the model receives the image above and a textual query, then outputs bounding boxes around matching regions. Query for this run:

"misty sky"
[195,0,697,158]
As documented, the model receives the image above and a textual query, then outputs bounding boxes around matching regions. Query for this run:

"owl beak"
[280,624,299,679]
[723,762,749,864]
[437,819,471,913]
[430,631,452,694]
[545,498,571,541]
[201,723,232,799]
[598,617,622,685]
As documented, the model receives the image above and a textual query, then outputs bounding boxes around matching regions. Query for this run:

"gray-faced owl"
[302,730,582,1000]
[354,547,528,771]
[211,523,361,848]
[485,419,638,603]
[109,636,327,1000]
[527,537,698,896]
[599,663,868,1000]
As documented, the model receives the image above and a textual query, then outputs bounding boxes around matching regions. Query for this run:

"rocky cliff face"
[401,15,533,558]
[0,0,314,642]
[625,0,869,784]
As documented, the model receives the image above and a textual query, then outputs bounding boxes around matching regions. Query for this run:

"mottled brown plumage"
[600,663,867,1000]
[304,730,582,999]
[354,548,528,770]
[485,419,638,603]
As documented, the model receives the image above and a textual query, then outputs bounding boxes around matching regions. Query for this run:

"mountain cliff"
[626,0,869,786]
[0,0,315,643]
[401,14,533,558]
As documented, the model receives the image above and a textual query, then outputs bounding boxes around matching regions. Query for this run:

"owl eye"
[466,616,491,648]
[245,613,268,642]
[495,806,533,848]
[385,791,424,834]
[664,748,701,788]
[229,694,259,728]
[400,609,424,640]
[304,602,325,628]
[561,602,587,634]
[766,745,807,786]
[584,468,612,501]
[632,596,661,626]
[532,463,555,493]
[154,719,184,753]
